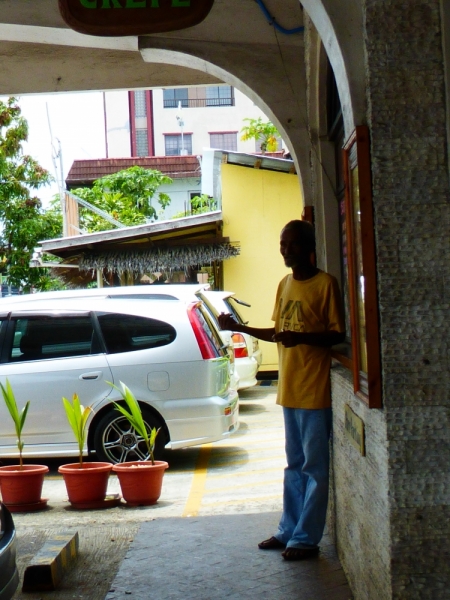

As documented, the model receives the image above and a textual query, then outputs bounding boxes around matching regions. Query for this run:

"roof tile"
[66,156,201,187]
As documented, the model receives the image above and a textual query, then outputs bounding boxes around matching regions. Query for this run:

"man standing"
[218,220,345,561]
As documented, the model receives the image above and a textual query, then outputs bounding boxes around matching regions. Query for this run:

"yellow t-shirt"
[272,271,345,409]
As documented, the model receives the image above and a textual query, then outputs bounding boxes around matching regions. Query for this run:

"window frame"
[205,86,234,107]
[129,90,155,157]
[163,88,189,109]
[97,312,176,355]
[209,131,238,152]
[163,133,193,156]
[6,311,99,363]
[332,126,381,408]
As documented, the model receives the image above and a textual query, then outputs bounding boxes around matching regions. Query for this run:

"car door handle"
[80,372,102,381]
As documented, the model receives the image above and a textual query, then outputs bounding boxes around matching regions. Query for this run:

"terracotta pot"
[112,460,168,506]
[0,464,49,506]
[58,462,112,507]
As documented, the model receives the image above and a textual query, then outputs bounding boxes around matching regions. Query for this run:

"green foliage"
[0,378,30,469]
[108,381,160,465]
[0,97,63,292]
[240,117,280,153]
[62,394,92,467]
[71,166,173,232]
[171,194,217,219]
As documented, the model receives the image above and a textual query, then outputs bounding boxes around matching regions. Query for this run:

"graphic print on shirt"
[280,299,304,332]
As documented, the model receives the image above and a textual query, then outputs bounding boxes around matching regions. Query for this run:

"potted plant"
[0,379,49,511]
[110,382,168,507]
[58,394,115,509]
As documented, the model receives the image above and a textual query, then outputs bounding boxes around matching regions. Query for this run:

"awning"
[79,242,240,275]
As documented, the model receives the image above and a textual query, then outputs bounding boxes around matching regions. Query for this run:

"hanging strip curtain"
[78,243,240,275]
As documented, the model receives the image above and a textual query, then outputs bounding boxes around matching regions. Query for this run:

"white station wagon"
[0,295,239,463]
[8,284,262,390]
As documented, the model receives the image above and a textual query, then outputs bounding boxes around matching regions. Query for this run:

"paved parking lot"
[9,383,352,600]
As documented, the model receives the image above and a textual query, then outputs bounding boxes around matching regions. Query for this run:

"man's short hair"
[282,220,316,254]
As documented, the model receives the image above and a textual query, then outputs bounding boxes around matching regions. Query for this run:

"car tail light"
[232,333,248,359]
[187,304,217,359]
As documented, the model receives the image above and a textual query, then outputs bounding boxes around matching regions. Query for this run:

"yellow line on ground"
[182,444,212,518]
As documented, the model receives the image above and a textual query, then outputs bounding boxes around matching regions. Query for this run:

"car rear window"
[195,305,225,357]
[97,313,176,354]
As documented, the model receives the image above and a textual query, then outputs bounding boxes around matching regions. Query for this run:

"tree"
[240,117,280,153]
[70,166,173,232]
[0,97,62,292]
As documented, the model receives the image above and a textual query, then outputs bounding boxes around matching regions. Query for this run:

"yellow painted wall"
[221,164,303,371]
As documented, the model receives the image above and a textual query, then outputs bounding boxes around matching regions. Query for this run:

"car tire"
[93,407,166,464]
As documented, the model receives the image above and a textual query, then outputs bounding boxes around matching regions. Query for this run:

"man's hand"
[218,312,239,331]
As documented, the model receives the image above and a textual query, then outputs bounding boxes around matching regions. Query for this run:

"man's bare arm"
[218,313,276,343]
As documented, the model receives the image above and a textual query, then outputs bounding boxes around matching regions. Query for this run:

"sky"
[4,92,109,207]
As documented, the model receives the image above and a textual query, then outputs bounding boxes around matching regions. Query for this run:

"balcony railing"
[163,98,235,108]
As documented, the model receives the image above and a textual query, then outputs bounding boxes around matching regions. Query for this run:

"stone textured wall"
[306,1,449,598]
[364,1,450,598]
[329,368,392,599]
[326,1,450,599]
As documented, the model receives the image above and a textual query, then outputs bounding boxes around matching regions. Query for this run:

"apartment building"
[104,85,283,159]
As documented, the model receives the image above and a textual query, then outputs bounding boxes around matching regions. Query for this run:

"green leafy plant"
[0,378,29,469]
[62,394,92,467]
[108,381,160,465]
[69,166,173,231]
[240,117,280,153]
[171,194,217,219]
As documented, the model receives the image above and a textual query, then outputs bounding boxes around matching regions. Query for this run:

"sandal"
[282,547,320,561]
[258,536,286,550]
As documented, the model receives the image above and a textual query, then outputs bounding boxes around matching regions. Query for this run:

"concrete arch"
[138,37,313,204]
[301,0,366,135]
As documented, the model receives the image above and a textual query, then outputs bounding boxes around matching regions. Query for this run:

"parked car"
[198,290,262,389]
[0,295,239,463]
[0,503,18,600]
[8,285,261,389]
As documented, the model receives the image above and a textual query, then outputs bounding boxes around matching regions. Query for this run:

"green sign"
[58,0,215,36]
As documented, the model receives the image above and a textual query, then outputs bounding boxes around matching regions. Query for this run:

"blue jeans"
[275,407,332,549]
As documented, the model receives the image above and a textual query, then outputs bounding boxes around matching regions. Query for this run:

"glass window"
[340,126,381,407]
[135,129,149,157]
[164,134,192,156]
[205,86,234,107]
[97,313,176,354]
[163,88,189,108]
[134,90,147,118]
[9,315,97,362]
[209,133,237,151]
[223,299,245,325]
[194,305,224,357]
